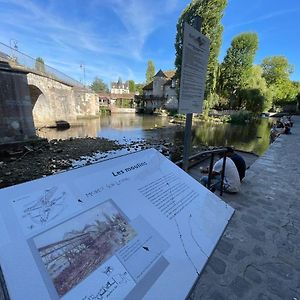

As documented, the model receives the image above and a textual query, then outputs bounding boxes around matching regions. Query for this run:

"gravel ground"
[0,126,208,189]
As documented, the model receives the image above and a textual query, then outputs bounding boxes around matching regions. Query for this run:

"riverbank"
[0,124,210,189]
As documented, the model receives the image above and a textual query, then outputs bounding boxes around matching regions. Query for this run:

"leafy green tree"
[244,65,272,111]
[261,56,297,105]
[90,77,109,93]
[35,57,45,73]
[146,60,155,84]
[261,56,293,85]
[238,88,265,114]
[135,83,144,95]
[175,0,228,97]
[219,32,258,108]
[128,80,135,93]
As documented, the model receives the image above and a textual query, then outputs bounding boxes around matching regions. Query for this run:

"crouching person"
[200,156,241,193]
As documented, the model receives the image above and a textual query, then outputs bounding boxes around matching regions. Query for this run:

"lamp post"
[9,39,18,61]
[80,63,86,87]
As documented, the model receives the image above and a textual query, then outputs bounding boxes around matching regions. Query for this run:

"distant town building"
[111,78,129,94]
[136,69,178,113]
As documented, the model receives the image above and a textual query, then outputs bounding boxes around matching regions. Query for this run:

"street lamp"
[80,63,86,87]
[9,39,18,50]
[9,39,18,62]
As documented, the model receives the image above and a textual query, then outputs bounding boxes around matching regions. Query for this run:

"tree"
[90,77,109,93]
[238,88,265,114]
[219,32,259,108]
[128,80,135,93]
[261,56,297,105]
[35,57,45,73]
[135,83,144,95]
[175,0,228,97]
[146,60,155,84]
[261,56,293,86]
[244,65,272,111]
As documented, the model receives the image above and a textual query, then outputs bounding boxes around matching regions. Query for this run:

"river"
[36,114,273,156]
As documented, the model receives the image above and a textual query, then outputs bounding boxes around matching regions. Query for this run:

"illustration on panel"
[24,187,65,225]
[11,185,81,235]
[33,200,136,297]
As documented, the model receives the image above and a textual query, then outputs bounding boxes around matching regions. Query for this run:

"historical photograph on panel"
[33,200,136,297]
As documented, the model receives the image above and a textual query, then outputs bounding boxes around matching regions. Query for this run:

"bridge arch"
[27,82,50,127]
[28,84,44,107]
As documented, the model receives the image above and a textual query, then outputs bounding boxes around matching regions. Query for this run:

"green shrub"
[229,111,252,124]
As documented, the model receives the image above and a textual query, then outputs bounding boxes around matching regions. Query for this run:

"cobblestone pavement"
[189,116,300,300]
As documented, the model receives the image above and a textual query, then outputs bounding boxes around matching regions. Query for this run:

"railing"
[176,148,228,196]
[0,42,84,87]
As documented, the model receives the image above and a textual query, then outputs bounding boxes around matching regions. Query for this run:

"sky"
[0,0,300,86]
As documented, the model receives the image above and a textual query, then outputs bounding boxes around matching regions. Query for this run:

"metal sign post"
[179,17,210,171]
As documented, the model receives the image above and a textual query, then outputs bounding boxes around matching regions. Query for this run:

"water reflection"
[37,114,272,155]
[193,119,272,155]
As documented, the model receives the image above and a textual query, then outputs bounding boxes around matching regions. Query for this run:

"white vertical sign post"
[179,19,210,171]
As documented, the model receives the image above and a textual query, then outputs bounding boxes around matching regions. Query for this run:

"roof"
[163,70,176,79]
[111,81,129,89]
[153,69,175,79]
[143,81,153,90]
[154,69,167,78]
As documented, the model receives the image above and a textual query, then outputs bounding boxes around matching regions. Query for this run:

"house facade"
[137,70,178,113]
[111,78,129,94]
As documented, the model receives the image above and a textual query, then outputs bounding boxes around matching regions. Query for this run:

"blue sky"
[0,0,299,86]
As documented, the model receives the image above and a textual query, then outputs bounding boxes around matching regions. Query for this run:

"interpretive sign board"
[178,22,210,114]
[0,149,233,300]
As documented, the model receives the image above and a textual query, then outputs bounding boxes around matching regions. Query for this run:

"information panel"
[0,149,233,300]
[178,22,210,114]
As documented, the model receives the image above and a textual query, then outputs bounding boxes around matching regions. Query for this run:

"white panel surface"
[0,149,233,300]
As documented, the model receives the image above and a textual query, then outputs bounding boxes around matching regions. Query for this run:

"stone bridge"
[0,62,99,143]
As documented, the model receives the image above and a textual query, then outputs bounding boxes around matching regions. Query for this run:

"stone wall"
[27,73,99,127]
[0,67,99,143]
[0,69,36,143]
[164,85,178,110]
[28,73,76,126]
[72,87,99,118]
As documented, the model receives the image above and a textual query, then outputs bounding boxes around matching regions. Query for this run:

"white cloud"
[0,0,180,83]
[227,8,300,30]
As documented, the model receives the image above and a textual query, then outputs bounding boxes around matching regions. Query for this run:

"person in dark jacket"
[226,147,246,182]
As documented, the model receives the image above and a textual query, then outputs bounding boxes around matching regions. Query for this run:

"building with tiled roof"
[138,69,178,113]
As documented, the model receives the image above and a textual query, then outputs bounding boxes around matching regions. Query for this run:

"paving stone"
[283,224,299,235]
[229,276,251,298]
[209,290,226,300]
[244,266,263,284]
[208,257,227,275]
[266,277,298,300]
[235,249,249,261]
[241,214,258,225]
[264,223,280,232]
[188,116,300,300]
[262,205,277,212]
[216,239,234,256]
[256,293,278,300]
[245,227,266,242]
[252,246,266,256]
[263,263,294,280]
